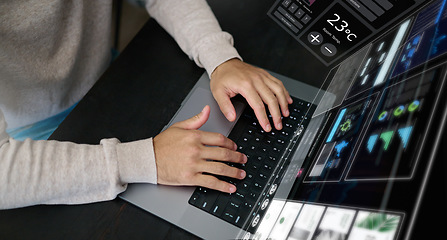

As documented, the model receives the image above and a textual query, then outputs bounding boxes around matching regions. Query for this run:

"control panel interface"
[253,1,447,239]
[269,0,430,65]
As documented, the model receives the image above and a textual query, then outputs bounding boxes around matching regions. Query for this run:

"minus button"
[320,43,337,57]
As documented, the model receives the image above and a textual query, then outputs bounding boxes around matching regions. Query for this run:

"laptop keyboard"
[188,96,315,232]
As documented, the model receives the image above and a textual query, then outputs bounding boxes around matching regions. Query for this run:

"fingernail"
[200,105,208,114]
[229,185,236,193]
[240,171,246,179]
[285,109,290,117]
[226,112,235,121]
[243,154,248,163]
[276,122,282,130]
[265,124,272,132]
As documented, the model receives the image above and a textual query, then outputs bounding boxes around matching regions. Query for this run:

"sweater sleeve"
[0,110,157,209]
[144,0,242,76]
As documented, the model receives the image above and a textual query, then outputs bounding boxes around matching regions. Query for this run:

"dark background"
[0,1,445,239]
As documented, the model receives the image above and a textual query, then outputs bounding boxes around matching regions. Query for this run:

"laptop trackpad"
[169,87,244,137]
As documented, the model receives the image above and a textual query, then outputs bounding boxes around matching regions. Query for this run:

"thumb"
[173,105,210,130]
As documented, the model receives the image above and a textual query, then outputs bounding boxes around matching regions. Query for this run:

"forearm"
[0,112,157,209]
[145,0,241,75]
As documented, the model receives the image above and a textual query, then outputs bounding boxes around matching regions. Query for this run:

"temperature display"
[301,3,372,62]
[327,13,358,41]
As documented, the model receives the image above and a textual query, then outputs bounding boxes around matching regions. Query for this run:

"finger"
[194,174,237,193]
[173,105,210,130]
[263,73,294,105]
[198,131,237,151]
[264,77,291,117]
[212,89,237,122]
[200,146,247,164]
[239,87,272,132]
[254,82,283,130]
[200,161,246,181]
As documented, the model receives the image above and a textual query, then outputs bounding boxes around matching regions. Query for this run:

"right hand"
[153,105,247,193]
[210,58,293,132]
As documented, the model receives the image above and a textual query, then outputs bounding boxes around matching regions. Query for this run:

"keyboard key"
[237,182,250,195]
[247,192,258,202]
[301,14,312,24]
[295,8,305,18]
[240,134,251,144]
[247,127,256,135]
[274,11,300,34]
[288,3,298,13]
[200,190,219,212]
[189,192,202,205]
[222,210,236,223]
[211,195,230,216]
[245,171,255,181]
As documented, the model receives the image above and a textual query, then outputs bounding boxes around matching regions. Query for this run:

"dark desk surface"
[0,1,445,239]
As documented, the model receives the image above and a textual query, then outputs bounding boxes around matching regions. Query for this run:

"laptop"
[120,66,331,239]
[121,1,447,239]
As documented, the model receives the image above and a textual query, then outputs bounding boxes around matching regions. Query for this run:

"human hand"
[210,58,293,132]
[153,105,247,193]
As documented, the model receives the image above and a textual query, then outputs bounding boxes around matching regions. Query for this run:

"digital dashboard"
[269,0,430,65]
[253,1,447,239]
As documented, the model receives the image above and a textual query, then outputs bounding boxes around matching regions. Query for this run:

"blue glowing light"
[398,126,413,149]
[367,134,379,153]
[327,108,347,143]
[334,141,349,157]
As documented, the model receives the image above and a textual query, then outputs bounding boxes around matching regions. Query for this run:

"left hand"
[153,105,247,193]
[210,58,293,132]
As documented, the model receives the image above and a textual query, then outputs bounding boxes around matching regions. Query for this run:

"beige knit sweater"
[0,0,241,209]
